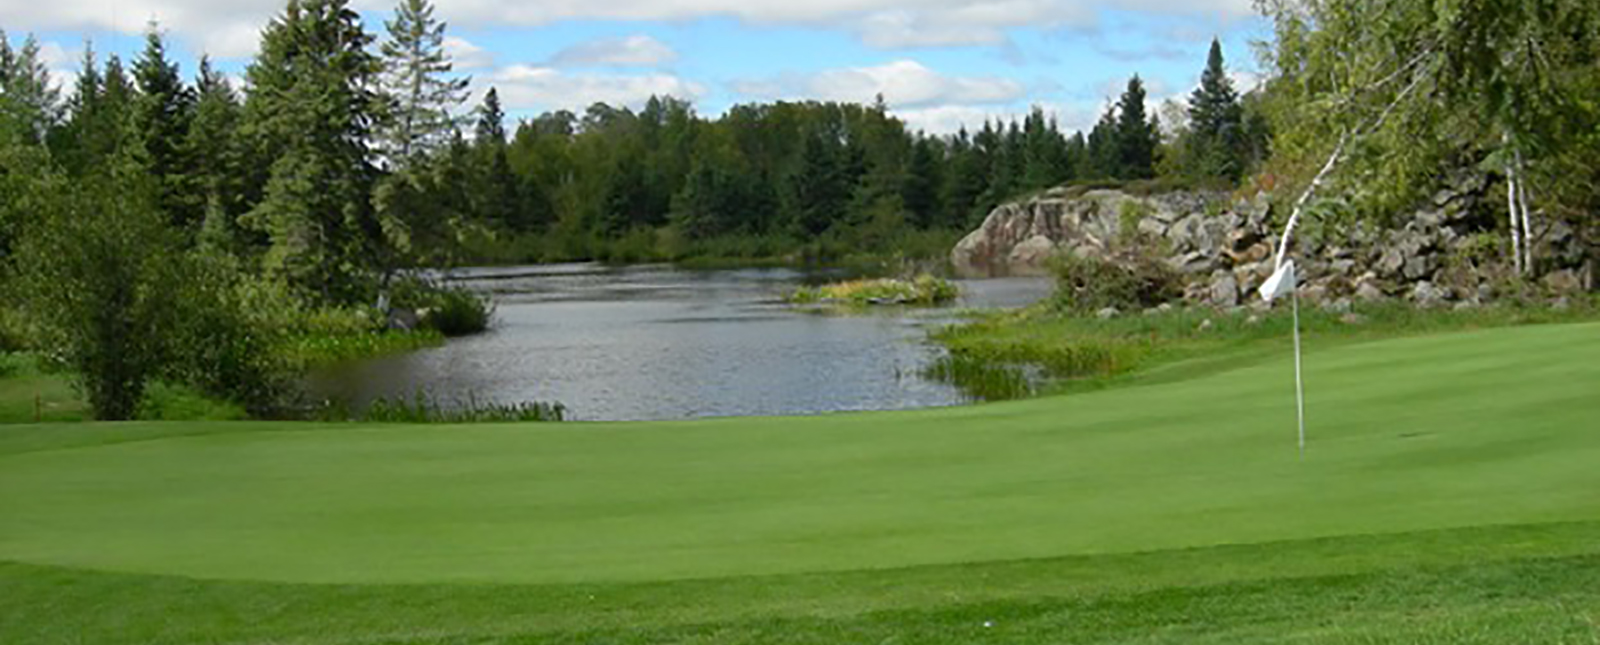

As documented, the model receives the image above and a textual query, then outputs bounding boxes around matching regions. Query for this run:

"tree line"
[4,0,1267,303]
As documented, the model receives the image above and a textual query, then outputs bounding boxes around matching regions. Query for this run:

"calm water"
[307,264,1051,421]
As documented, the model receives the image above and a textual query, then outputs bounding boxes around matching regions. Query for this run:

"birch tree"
[1256,0,1600,276]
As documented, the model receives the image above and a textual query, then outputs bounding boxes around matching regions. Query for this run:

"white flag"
[1259,260,1297,303]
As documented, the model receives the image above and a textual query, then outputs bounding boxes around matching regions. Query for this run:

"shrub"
[1050,251,1182,313]
[355,390,565,423]
[422,287,494,336]
[788,274,959,306]
[12,172,181,420]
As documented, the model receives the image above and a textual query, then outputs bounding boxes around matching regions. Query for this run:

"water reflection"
[307,264,1051,421]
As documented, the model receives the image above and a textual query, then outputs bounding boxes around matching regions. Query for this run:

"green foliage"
[240,0,384,303]
[352,390,565,423]
[421,286,493,336]
[788,275,958,306]
[377,0,469,163]
[1184,38,1247,182]
[1049,251,1182,313]
[11,168,182,419]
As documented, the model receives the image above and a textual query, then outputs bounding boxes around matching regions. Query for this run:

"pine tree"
[1115,75,1157,179]
[378,0,470,165]
[1187,38,1244,180]
[133,28,199,229]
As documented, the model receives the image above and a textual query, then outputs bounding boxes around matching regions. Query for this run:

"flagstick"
[1292,284,1306,453]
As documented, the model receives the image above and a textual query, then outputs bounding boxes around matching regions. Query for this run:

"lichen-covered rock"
[951,177,1589,306]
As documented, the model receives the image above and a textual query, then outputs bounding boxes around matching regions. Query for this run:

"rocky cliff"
[951,178,1591,308]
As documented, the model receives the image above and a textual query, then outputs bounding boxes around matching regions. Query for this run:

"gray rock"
[1007,235,1058,269]
[1411,281,1450,308]
[1377,248,1406,277]
[1552,297,1572,312]
[1542,269,1583,295]
[1340,313,1368,326]
[1198,318,1215,332]
[386,307,420,331]
[1321,298,1354,314]
[1452,300,1481,312]
[1245,314,1262,326]
[1210,274,1240,308]
[1356,281,1387,302]
[1096,306,1121,320]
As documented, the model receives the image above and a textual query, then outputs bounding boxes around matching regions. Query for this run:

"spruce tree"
[378,0,469,164]
[0,32,59,145]
[241,0,384,302]
[1085,107,1120,179]
[188,57,245,251]
[1115,75,1157,179]
[474,87,506,143]
[1187,38,1244,180]
[133,29,199,229]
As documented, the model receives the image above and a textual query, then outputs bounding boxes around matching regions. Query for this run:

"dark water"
[306,264,1051,421]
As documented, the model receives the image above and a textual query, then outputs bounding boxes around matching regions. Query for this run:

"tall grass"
[789,275,959,306]
[324,390,567,423]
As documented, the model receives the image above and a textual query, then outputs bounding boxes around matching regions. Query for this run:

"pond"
[306,264,1052,421]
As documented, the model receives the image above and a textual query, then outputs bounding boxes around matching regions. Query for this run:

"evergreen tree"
[938,128,988,228]
[0,32,59,145]
[378,0,470,164]
[188,57,245,251]
[789,129,852,237]
[1187,38,1244,181]
[50,44,104,174]
[132,28,200,228]
[1115,75,1157,179]
[474,87,506,144]
[903,137,943,228]
[1085,107,1120,179]
[470,89,521,230]
[240,0,384,302]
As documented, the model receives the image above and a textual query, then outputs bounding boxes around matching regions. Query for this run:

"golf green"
[1,323,1597,586]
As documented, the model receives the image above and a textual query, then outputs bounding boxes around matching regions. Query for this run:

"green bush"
[1050,251,1182,313]
[422,287,494,337]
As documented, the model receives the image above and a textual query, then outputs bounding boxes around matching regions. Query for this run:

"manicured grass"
[1,323,1598,642]
[931,299,1600,398]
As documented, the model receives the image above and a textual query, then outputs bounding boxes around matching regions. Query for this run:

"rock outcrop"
[951,175,1591,307]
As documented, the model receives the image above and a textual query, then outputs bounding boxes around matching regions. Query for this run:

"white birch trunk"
[1515,148,1534,275]
[1505,135,1524,276]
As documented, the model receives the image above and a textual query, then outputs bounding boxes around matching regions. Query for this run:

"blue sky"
[10,0,1269,134]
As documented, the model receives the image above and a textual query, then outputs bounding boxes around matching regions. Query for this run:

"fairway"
[2,323,1598,586]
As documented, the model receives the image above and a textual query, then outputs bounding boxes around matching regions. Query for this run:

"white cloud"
[444,36,495,70]
[548,35,677,68]
[480,65,704,113]
[733,60,1024,109]
[4,0,1258,56]
[893,101,1101,135]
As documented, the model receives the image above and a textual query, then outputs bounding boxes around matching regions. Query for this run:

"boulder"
[1209,274,1240,308]
[1542,269,1584,295]
[1008,235,1058,270]
[1411,281,1450,308]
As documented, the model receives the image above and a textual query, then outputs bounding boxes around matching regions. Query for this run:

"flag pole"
[1292,282,1305,453]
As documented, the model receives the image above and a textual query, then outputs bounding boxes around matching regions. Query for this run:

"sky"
[3,0,1272,134]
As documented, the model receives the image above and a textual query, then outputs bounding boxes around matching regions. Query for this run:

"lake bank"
[306,263,1054,421]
